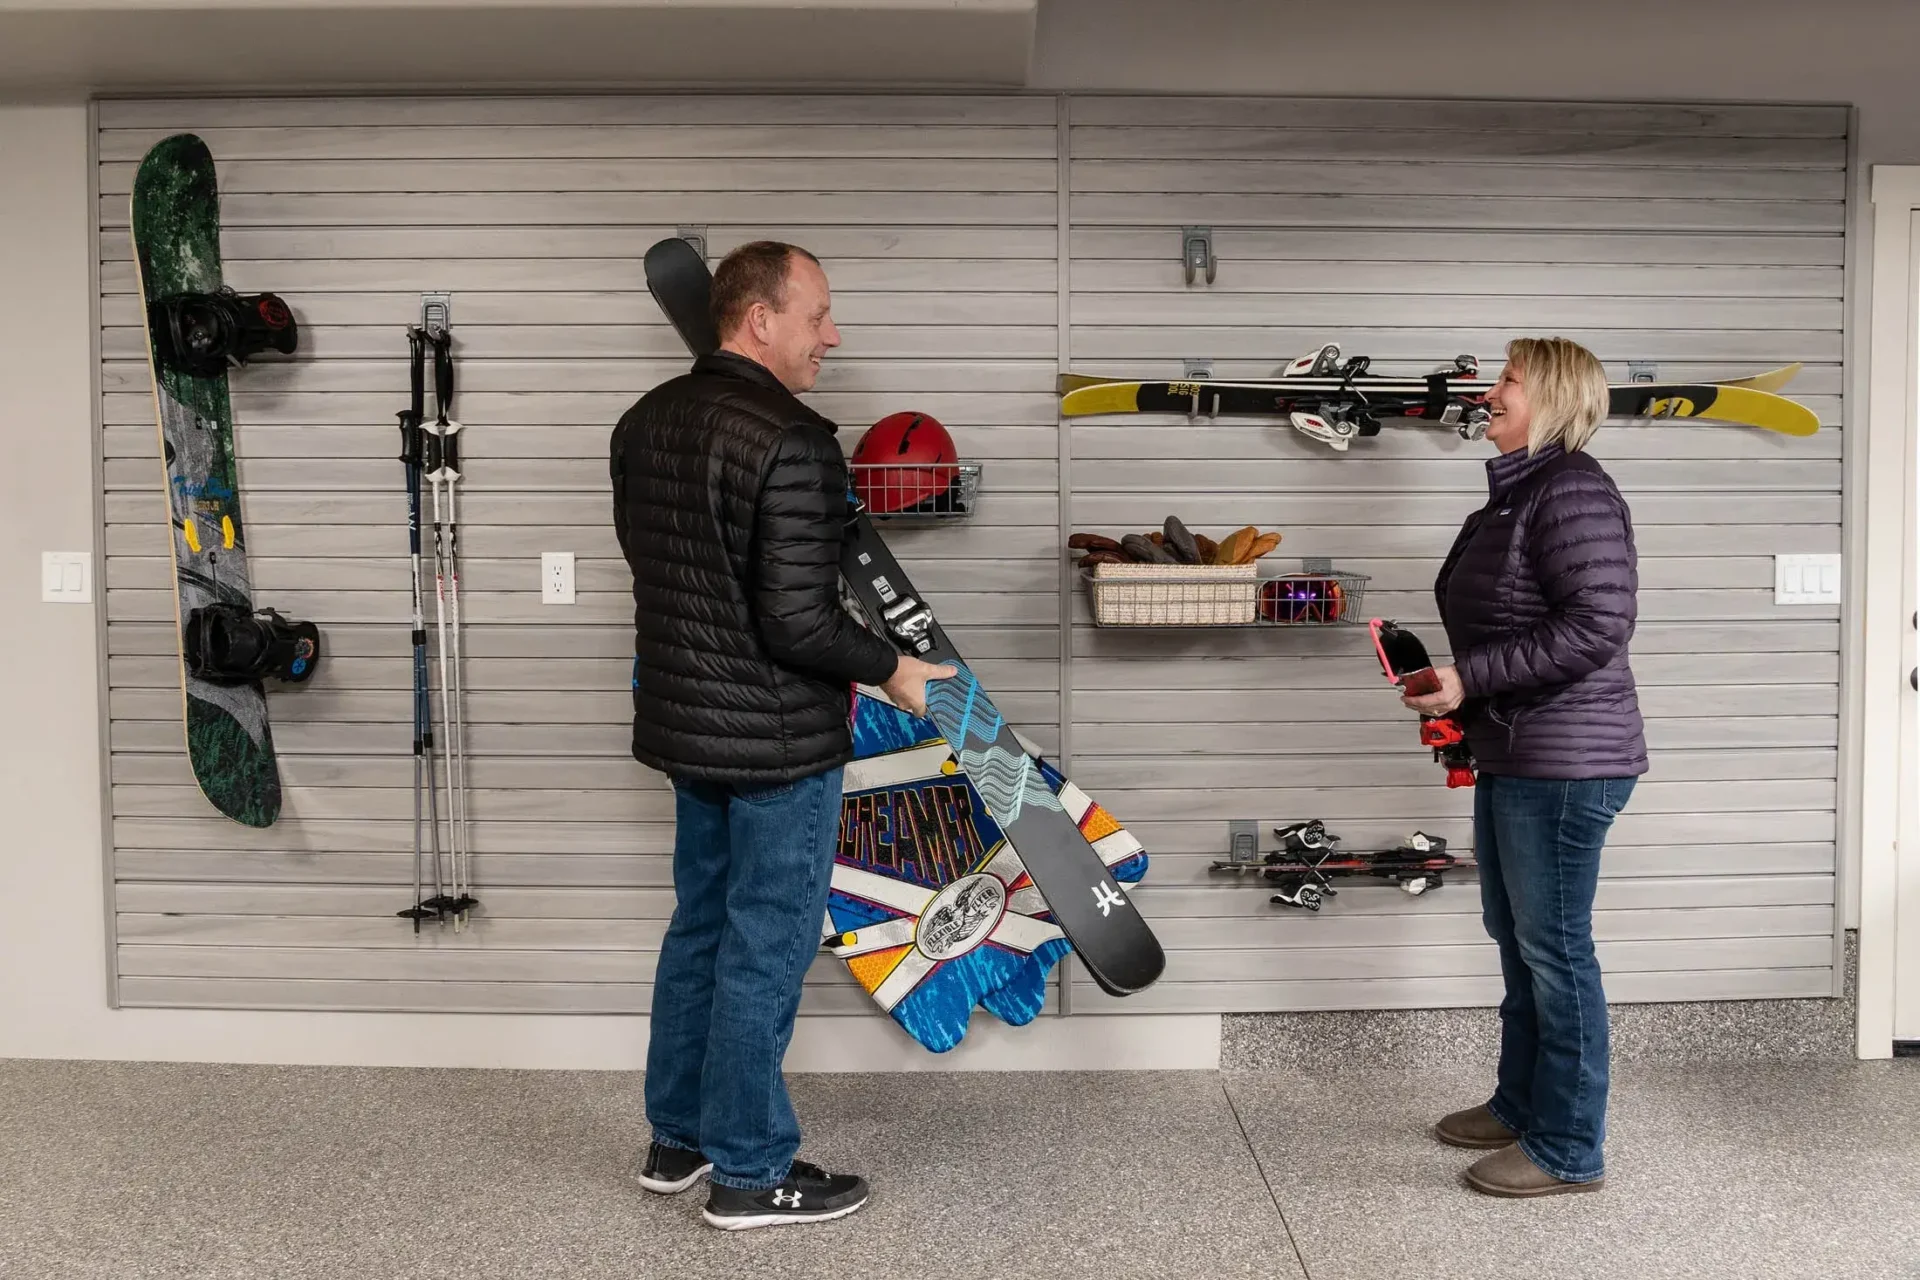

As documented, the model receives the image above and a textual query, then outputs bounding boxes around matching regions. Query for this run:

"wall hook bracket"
[1182,226,1216,286]
[419,293,451,333]
[677,225,709,261]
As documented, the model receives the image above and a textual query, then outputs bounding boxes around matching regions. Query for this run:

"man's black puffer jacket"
[610,352,898,784]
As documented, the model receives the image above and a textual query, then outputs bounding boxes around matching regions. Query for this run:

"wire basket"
[1084,557,1369,628]
[1257,558,1370,626]
[850,461,981,521]
[1087,562,1260,626]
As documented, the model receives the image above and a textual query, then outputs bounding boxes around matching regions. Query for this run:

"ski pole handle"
[432,327,454,420]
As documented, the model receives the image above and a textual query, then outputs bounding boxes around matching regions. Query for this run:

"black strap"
[397,327,427,465]
[431,328,455,424]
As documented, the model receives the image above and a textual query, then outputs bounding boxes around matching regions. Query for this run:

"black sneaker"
[635,1141,712,1194]
[701,1159,869,1231]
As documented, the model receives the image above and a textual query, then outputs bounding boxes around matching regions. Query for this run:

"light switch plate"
[1774,553,1842,604]
[41,551,92,603]
[541,551,575,605]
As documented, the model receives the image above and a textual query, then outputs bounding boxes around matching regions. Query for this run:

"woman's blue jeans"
[1475,773,1636,1183]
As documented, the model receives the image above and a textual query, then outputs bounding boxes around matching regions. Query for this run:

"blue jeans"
[1475,773,1636,1183]
[644,767,844,1191]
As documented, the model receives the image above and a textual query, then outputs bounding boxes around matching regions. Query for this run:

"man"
[610,241,953,1230]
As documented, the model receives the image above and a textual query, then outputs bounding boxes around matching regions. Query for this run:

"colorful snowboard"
[130,135,281,827]
[825,688,1149,1052]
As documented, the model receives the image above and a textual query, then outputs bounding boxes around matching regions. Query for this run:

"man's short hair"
[711,241,821,340]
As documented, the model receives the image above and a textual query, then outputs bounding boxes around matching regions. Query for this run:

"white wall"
[6,0,1918,1068]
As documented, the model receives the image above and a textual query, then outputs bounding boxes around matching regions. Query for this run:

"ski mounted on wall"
[639,236,1166,1026]
[1058,344,1820,450]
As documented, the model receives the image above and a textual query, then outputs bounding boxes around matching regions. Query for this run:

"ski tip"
[1060,383,1144,417]
[1057,372,1123,395]
[642,235,705,269]
[1713,385,1822,437]
[1076,949,1167,997]
[1712,362,1804,394]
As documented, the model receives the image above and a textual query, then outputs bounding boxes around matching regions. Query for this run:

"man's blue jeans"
[644,767,843,1191]
[1475,773,1636,1184]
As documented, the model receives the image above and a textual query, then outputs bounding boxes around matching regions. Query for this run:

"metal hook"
[1181,226,1215,286]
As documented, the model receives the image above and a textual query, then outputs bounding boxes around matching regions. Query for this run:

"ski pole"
[428,327,478,927]
[396,327,442,929]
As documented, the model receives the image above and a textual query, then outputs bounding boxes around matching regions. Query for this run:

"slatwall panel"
[1063,96,1847,1014]
[94,94,1064,1013]
[93,92,1848,1022]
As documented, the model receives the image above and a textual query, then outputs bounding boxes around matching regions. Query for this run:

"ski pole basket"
[850,460,982,522]
[1256,558,1371,626]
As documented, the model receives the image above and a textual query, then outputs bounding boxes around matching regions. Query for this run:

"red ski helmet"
[851,411,960,514]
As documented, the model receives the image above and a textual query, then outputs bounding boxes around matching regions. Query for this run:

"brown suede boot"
[1463,1144,1605,1198]
[1433,1103,1519,1150]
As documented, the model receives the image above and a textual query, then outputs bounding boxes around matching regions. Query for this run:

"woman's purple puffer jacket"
[1434,442,1649,779]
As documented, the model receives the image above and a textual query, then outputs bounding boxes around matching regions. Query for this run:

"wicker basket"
[1087,562,1260,626]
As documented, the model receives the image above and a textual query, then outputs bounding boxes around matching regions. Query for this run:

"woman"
[1402,336,1648,1198]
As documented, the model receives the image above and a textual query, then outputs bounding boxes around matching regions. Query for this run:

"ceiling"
[0,0,1039,95]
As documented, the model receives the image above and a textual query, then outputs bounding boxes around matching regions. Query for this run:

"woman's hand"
[1402,664,1465,716]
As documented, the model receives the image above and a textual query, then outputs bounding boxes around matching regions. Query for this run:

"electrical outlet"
[41,551,92,603]
[1774,554,1841,605]
[541,551,575,605]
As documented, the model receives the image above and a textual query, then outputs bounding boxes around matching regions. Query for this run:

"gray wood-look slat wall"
[1062,94,1845,1014]
[94,92,1845,1021]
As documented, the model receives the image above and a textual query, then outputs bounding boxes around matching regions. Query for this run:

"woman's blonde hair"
[1504,336,1609,454]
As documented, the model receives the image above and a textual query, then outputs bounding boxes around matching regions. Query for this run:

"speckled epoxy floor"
[1,1059,1915,1280]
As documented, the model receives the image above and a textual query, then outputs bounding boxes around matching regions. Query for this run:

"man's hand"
[881,654,958,718]
[1401,664,1465,716]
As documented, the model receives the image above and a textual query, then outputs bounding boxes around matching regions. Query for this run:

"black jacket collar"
[693,351,839,435]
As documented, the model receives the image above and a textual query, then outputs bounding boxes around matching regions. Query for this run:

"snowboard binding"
[1369,618,1476,788]
[150,287,299,378]
[183,602,321,686]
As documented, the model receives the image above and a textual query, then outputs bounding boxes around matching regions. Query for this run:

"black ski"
[640,235,1165,997]
[1261,823,1469,912]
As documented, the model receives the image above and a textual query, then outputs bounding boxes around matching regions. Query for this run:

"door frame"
[1858,166,1920,1057]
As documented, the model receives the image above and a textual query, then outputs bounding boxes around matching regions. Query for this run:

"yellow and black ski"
[1056,353,1817,447]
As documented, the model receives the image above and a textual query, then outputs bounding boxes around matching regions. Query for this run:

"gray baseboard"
[1221,932,1858,1071]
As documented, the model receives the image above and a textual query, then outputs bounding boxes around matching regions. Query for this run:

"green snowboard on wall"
[130,134,299,827]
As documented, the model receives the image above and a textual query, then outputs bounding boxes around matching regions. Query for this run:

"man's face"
[753,256,841,393]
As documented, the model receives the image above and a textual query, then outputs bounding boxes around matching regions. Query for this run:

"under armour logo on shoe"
[772,1189,803,1208]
